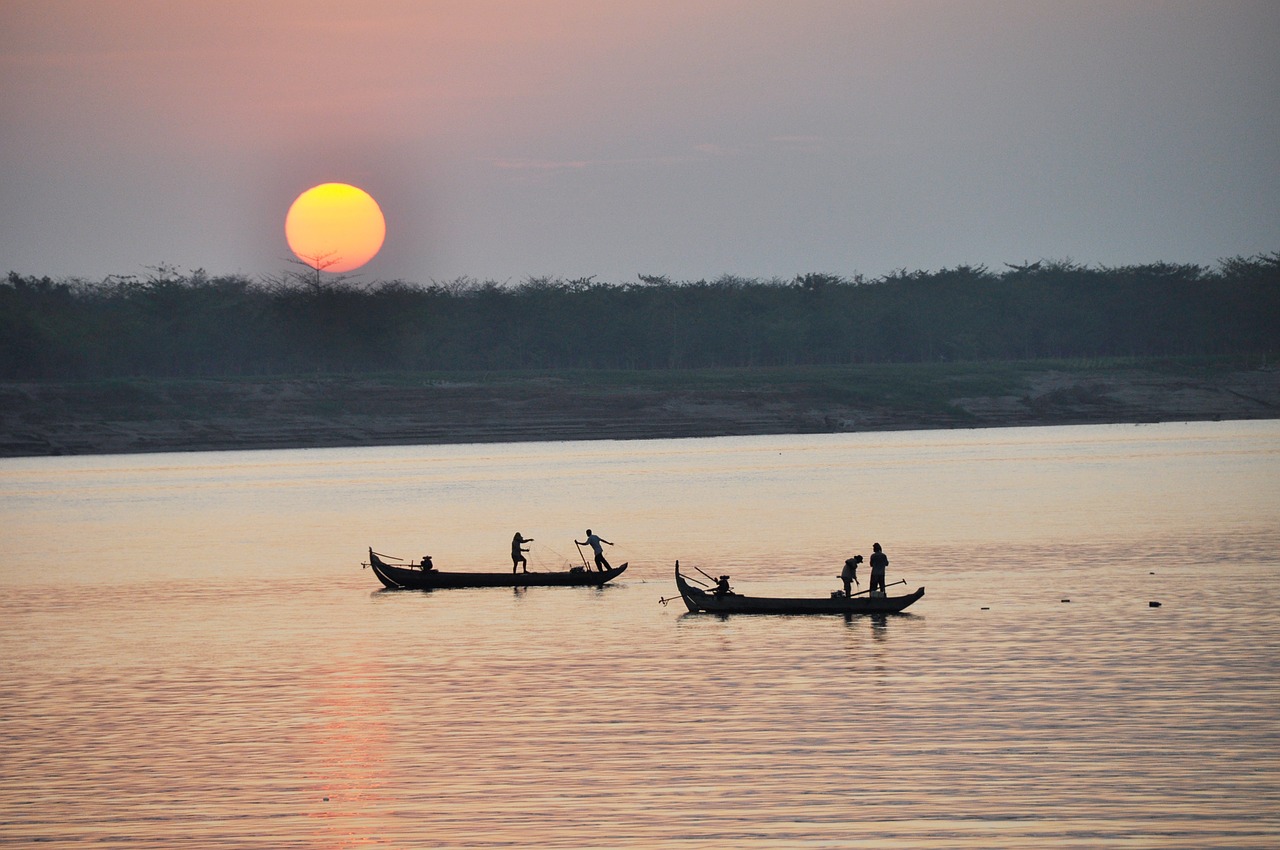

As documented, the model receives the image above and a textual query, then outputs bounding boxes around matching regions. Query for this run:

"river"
[2,421,1278,848]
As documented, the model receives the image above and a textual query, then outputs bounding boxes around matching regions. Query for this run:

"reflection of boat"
[673,562,923,615]
[366,548,627,590]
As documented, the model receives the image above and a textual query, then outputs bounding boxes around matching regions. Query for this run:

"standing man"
[576,528,613,572]
[869,542,888,596]
[511,532,534,573]
[841,555,862,597]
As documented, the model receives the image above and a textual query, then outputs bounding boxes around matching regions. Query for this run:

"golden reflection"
[306,661,392,850]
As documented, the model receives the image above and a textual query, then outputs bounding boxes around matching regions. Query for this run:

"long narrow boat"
[366,548,627,590]
[673,562,923,615]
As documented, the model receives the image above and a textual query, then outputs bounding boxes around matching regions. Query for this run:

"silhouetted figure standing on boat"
[841,555,862,597]
[869,543,888,596]
[511,532,533,573]
[576,529,613,571]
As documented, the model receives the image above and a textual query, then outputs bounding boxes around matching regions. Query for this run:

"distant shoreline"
[2,359,1276,458]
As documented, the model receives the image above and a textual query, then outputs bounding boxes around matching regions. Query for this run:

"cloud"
[491,158,592,171]
[692,143,731,156]
[768,135,831,153]
[489,144,729,174]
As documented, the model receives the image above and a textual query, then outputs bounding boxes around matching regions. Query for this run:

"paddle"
[574,542,589,570]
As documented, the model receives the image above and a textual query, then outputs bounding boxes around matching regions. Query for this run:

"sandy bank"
[2,361,1276,457]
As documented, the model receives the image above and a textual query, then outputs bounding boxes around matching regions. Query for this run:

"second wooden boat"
[673,562,923,615]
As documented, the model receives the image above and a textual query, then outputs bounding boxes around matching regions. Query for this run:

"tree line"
[2,256,1277,380]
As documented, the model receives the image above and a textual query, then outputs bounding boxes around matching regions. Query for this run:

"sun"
[285,183,386,273]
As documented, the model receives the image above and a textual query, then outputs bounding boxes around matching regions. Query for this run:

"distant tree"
[2,258,1276,379]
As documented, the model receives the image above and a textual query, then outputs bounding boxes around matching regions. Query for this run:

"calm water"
[2,421,1278,848]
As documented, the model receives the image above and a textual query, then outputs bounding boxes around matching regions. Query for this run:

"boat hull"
[367,549,627,590]
[674,564,922,615]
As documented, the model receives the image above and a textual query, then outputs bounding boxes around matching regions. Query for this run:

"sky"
[2,0,1277,286]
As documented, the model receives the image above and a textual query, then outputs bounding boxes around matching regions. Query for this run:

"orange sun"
[285,183,386,273]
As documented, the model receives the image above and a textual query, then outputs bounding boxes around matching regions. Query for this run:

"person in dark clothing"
[869,542,888,595]
[575,529,613,571]
[511,532,533,573]
[841,555,862,597]
[713,575,732,596]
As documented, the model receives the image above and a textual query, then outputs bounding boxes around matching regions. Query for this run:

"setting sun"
[284,183,386,273]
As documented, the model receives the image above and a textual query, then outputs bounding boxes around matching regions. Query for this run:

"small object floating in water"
[1149,601,1162,608]
[1061,599,1070,603]
[981,606,990,611]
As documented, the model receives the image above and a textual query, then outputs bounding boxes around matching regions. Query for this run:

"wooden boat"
[366,548,627,590]
[673,562,923,615]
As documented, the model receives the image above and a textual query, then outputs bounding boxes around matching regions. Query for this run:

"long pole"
[694,565,719,584]
[574,542,589,570]
[846,579,906,597]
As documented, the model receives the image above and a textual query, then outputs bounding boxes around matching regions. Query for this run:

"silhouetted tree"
[2,256,1276,379]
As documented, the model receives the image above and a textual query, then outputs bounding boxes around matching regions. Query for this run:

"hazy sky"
[2,1,1277,285]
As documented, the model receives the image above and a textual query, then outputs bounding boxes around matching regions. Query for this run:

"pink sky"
[2,1,1277,283]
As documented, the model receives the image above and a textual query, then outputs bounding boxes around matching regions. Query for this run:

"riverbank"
[1,358,1276,457]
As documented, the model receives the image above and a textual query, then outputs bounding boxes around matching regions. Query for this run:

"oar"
[846,579,906,597]
[574,542,589,570]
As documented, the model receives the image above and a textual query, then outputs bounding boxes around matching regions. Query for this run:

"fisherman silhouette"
[575,529,613,571]
[841,554,862,597]
[869,543,888,596]
[511,532,533,573]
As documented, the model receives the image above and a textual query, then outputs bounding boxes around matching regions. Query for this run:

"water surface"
[2,421,1278,847]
